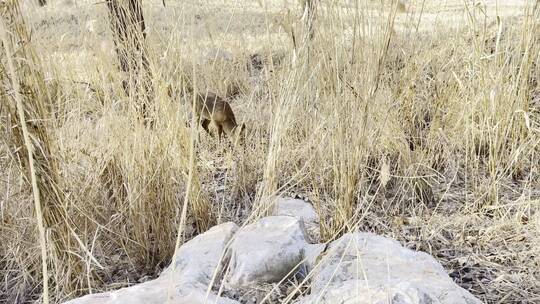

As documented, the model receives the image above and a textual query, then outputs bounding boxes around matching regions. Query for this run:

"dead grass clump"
[0,1,86,300]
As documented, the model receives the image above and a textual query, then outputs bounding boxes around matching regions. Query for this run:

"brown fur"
[192,91,245,141]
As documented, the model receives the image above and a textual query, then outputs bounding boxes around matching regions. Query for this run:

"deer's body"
[192,91,244,141]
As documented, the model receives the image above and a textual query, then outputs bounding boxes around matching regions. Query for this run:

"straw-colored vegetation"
[1,0,539,303]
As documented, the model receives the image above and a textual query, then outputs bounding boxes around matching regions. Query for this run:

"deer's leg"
[200,118,213,137]
[221,120,236,137]
[217,123,224,142]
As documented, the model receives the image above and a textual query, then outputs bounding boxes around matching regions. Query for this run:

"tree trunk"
[106,0,152,122]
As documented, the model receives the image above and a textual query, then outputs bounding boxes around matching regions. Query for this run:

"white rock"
[63,279,238,304]
[273,197,320,241]
[161,222,238,288]
[303,243,326,273]
[64,222,240,304]
[298,233,482,304]
[274,197,319,225]
[226,216,309,287]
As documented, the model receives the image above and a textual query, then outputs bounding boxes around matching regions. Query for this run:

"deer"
[168,78,245,143]
[192,90,245,142]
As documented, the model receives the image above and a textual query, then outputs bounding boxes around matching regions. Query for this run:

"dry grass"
[1,0,539,303]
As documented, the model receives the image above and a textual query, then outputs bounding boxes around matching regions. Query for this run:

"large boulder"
[226,216,310,287]
[160,222,238,290]
[298,233,482,304]
[303,243,326,273]
[63,279,238,304]
[64,222,240,304]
